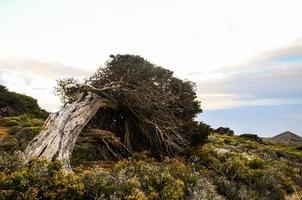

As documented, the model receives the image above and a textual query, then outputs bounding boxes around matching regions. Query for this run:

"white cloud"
[1,0,302,75]
[200,94,302,110]
[195,42,302,110]
[1,0,302,112]
[0,57,92,112]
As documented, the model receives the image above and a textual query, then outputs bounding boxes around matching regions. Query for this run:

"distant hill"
[0,84,48,119]
[266,131,302,146]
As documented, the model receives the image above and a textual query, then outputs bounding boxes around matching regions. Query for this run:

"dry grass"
[0,127,8,140]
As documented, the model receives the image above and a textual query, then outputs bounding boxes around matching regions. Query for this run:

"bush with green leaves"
[0,85,48,119]
[0,151,206,200]
[0,115,44,151]
[78,156,199,199]
[0,152,84,200]
[1,116,301,199]
[239,133,262,143]
[214,127,234,136]
[193,134,302,200]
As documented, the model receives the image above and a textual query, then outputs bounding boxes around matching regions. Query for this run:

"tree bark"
[25,92,117,170]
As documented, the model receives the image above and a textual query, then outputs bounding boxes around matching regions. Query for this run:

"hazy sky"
[0,0,301,136]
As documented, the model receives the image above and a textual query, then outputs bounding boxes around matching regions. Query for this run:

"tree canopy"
[55,55,208,159]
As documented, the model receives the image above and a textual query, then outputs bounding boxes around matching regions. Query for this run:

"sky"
[0,0,301,137]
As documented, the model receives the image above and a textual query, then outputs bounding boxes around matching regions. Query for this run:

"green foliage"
[0,152,84,200]
[0,85,48,119]
[239,134,262,143]
[189,177,225,200]
[55,55,207,157]
[0,152,203,200]
[0,81,301,200]
[295,146,302,151]
[97,157,197,199]
[1,132,302,199]
[187,122,212,147]
[71,141,102,165]
[0,115,44,151]
[193,134,302,200]
[214,127,234,136]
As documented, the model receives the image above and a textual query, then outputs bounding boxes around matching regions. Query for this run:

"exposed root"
[81,129,132,161]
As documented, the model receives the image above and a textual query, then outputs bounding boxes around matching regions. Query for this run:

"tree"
[0,84,48,119]
[25,55,207,169]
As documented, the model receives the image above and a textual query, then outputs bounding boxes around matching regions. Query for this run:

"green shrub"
[7,126,21,135]
[0,85,48,119]
[239,134,262,143]
[193,134,302,200]
[214,127,235,136]
[0,154,84,200]
[3,120,19,127]
[0,115,43,152]
[189,122,212,146]
[0,121,301,199]
[248,158,265,169]
[0,136,20,151]
[111,158,195,199]
[189,177,225,200]
[71,141,103,165]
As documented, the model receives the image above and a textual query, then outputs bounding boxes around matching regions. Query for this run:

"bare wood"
[24,92,117,170]
[81,129,132,160]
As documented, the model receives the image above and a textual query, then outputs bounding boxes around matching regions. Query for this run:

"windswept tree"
[25,55,208,169]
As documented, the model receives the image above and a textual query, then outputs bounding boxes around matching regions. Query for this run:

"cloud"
[0,57,91,78]
[192,41,302,110]
[258,39,302,60]
[200,94,302,110]
[0,57,93,112]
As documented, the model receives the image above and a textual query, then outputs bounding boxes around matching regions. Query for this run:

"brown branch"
[84,129,132,154]
[79,84,119,93]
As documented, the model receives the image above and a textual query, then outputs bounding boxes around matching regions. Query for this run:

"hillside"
[0,84,48,119]
[0,80,301,199]
[0,115,302,199]
[265,131,302,147]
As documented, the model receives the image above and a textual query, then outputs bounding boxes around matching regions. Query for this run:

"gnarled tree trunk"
[25,92,116,170]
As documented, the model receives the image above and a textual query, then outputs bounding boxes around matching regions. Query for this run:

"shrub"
[214,127,234,136]
[0,136,20,152]
[0,115,43,152]
[193,134,302,200]
[0,153,84,200]
[0,85,48,119]
[110,158,196,199]
[248,158,265,169]
[239,134,262,143]
[76,154,200,199]
[3,120,19,127]
[189,177,225,200]
[295,146,302,151]
[189,122,212,147]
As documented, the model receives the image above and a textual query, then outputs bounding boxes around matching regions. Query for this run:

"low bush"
[214,127,234,136]
[0,85,48,119]
[193,134,302,200]
[188,122,212,146]
[0,115,44,152]
[239,134,262,143]
[0,152,84,200]
[0,152,203,200]
[0,120,301,200]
